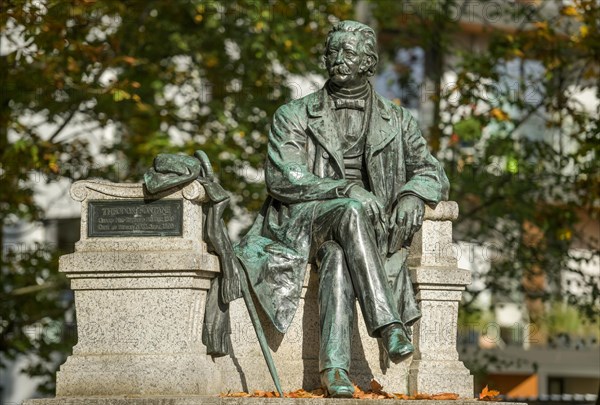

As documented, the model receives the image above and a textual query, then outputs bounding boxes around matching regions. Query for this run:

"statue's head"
[324,20,379,87]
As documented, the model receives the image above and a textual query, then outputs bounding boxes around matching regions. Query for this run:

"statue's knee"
[316,241,344,267]
[343,199,367,221]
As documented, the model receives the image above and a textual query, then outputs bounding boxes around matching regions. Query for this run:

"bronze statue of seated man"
[235,20,449,398]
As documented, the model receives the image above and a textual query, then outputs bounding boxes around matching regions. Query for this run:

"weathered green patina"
[146,20,449,398]
[234,20,449,397]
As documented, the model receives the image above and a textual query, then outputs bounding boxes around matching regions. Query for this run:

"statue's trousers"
[311,198,402,371]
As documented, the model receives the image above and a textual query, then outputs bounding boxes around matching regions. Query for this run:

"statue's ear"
[320,54,327,70]
[360,56,373,74]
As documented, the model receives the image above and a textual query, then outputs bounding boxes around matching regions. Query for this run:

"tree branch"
[47,109,77,143]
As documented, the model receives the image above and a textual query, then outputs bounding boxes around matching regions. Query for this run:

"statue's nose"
[335,51,344,65]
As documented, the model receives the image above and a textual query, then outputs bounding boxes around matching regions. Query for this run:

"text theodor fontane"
[88,199,183,237]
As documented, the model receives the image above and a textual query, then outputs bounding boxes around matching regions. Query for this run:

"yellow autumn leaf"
[67,56,79,73]
[121,56,137,65]
[580,25,589,38]
[135,102,151,112]
[548,58,561,70]
[558,228,572,241]
[491,108,509,121]
[205,56,218,68]
[112,89,131,102]
[534,21,548,30]
[561,6,579,16]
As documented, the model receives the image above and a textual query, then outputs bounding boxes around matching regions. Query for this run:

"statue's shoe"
[381,323,414,363]
[320,367,355,398]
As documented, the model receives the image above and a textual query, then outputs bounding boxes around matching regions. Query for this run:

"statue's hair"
[325,20,379,77]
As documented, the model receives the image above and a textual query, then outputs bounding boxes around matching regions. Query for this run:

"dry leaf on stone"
[370,378,384,393]
[348,380,395,399]
[287,389,325,398]
[352,383,364,398]
[221,391,251,397]
[479,385,501,401]
[310,388,326,397]
[432,393,459,400]
[369,379,395,398]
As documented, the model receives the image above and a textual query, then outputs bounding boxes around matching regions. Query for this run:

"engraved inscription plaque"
[88,199,183,237]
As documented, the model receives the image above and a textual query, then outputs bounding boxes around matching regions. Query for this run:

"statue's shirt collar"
[326,80,370,100]
[308,83,391,121]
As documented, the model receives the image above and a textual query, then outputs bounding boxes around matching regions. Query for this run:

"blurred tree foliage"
[0,0,352,393]
[371,0,599,330]
[1,0,599,396]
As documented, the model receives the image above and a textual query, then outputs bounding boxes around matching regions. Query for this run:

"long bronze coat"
[235,85,449,334]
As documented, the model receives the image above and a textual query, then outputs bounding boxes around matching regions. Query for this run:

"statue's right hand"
[346,185,386,224]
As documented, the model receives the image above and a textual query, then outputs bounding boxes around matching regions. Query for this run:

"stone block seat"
[52,180,473,399]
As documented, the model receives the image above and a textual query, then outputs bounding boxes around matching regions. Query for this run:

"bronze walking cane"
[238,265,284,397]
[194,150,284,397]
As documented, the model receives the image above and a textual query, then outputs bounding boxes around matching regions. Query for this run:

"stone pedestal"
[55,180,224,396]
[407,202,474,397]
[40,180,472,401]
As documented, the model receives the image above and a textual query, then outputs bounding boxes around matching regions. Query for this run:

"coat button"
[322,151,329,159]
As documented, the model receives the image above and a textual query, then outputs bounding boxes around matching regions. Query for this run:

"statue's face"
[325,31,368,87]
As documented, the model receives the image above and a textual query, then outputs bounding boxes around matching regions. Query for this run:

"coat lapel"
[366,91,395,157]
[306,88,344,176]
[365,90,397,201]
